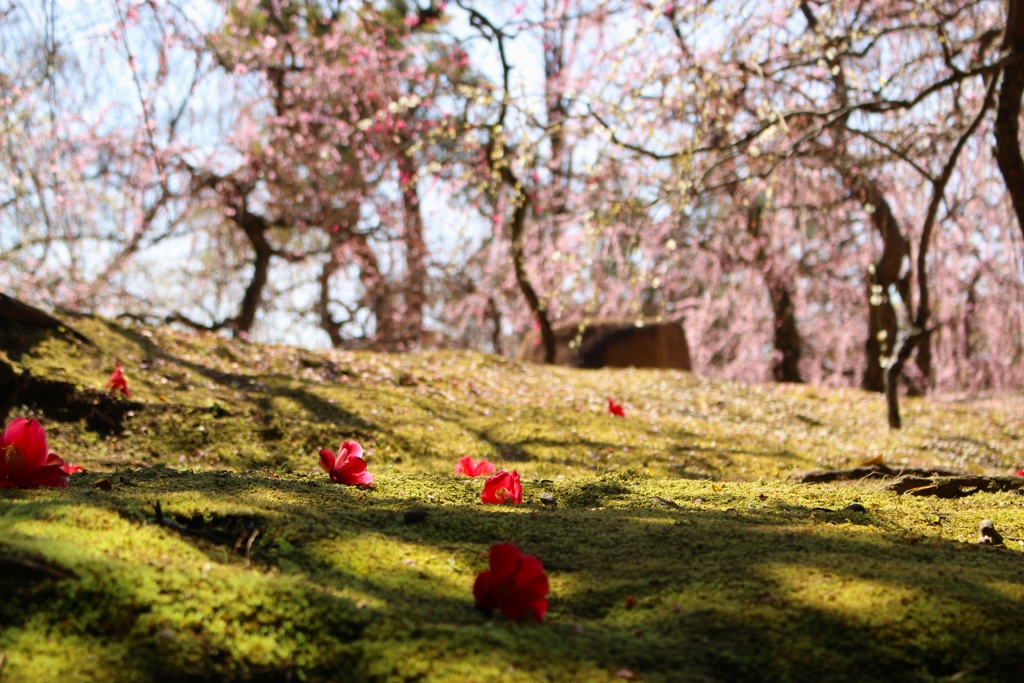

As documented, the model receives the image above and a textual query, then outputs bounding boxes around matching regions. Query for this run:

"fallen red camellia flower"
[1015,468,1024,477]
[319,440,374,487]
[1,418,84,488]
[106,361,132,397]
[473,543,549,622]
[455,456,496,478]
[608,398,625,417]
[481,469,522,505]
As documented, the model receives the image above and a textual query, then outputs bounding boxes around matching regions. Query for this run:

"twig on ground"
[153,501,195,535]
[244,529,260,568]
[887,475,1024,498]
[790,464,962,484]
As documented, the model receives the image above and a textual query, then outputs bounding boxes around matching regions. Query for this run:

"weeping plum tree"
[574,0,1021,424]
[191,0,476,346]
[0,0,476,348]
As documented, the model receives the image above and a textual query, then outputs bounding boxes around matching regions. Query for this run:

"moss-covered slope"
[2,317,1024,682]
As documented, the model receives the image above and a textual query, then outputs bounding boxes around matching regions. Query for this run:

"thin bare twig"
[244,528,260,568]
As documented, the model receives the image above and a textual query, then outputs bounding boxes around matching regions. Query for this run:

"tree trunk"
[995,0,1024,237]
[884,330,926,429]
[746,200,803,382]
[234,210,274,336]
[485,296,503,355]
[397,151,427,347]
[911,333,932,395]
[911,73,997,394]
[317,245,344,348]
[315,176,366,348]
[350,234,395,348]
[769,285,803,382]
[508,183,556,363]
[844,173,911,393]
[492,137,556,363]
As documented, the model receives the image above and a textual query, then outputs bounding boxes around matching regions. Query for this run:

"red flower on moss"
[106,361,131,397]
[481,469,522,505]
[1015,468,1024,477]
[455,456,496,478]
[608,398,625,417]
[319,440,374,487]
[1,418,83,488]
[473,543,549,622]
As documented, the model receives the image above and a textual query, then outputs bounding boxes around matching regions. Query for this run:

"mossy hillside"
[3,317,1024,682]
[3,317,1022,479]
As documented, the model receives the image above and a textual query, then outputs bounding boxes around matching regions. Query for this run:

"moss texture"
[2,316,1024,682]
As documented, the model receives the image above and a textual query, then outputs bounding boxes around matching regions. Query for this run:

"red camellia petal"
[508,473,522,503]
[608,398,625,417]
[339,440,363,460]
[106,362,132,397]
[481,470,522,504]
[473,543,550,622]
[455,456,496,477]
[319,448,337,473]
[29,464,72,489]
[488,542,523,585]
[472,569,496,611]
[337,454,374,486]
[12,417,47,464]
[319,440,374,487]
[1,418,80,489]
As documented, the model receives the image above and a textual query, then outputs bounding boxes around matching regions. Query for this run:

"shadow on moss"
[3,472,1023,682]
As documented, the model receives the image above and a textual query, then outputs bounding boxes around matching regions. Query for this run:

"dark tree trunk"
[190,173,276,338]
[911,334,932,395]
[397,151,427,347]
[995,0,1024,237]
[317,245,344,348]
[508,182,556,363]
[485,296,503,355]
[232,210,274,336]
[350,234,396,348]
[964,277,980,360]
[493,144,556,363]
[769,285,803,383]
[746,201,803,382]
[315,178,365,348]
[911,74,997,395]
[845,174,911,393]
[884,330,926,429]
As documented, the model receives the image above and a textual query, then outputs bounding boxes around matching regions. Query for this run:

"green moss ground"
[2,317,1024,682]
